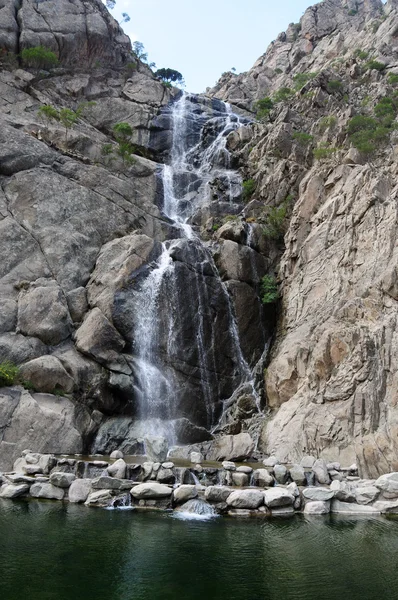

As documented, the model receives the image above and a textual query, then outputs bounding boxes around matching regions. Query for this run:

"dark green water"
[1,500,398,600]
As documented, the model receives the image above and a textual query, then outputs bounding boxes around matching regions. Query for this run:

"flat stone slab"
[303,487,335,501]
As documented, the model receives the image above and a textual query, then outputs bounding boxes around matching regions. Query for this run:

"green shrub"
[293,72,317,91]
[255,96,274,120]
[101,143,114,156]
[313,143,339,160]
[21,46,58,69]
[0,361,19,387]
[223,214,239,223]
[374,96,398,125]
[372,21,381,33]
[38,104,60,123]
[273,87,294,103]
[388,73,398,86]
[292,131,313,146]
[348,9,357,16]
[242,179,256,202]
[263,204,287,241]
[113,122,133,140]
[212,224,220,231]
[327,80,343,92]
[354,49,369,60]
[365,59,386,72]
[260,275,279,305]
[347,115,390,154]
[318,115,337,133]
[274,68,283,75]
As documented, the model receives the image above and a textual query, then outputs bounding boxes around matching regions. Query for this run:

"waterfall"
[130,93,259,444]
[173,498,218,520]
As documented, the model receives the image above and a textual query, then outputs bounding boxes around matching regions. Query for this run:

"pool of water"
[1,499,397,600]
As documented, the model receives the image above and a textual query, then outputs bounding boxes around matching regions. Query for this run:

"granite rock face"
[211,0,398,477]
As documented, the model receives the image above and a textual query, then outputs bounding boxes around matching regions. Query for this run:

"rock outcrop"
[0,0,269,468]
[210,0,398,476]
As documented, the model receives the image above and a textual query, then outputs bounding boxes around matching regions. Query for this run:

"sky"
[107,0,317,93]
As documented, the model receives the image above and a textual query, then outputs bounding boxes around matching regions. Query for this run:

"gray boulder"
[110,450,124,460]
[19,356,75,394]
[303,487,335,501]
[68,479,92,503]
[355,486,380,505]
[30,482,65,500]
[252,469,274,487]
[173,485,198,504]
[49,472,76,488]
[375,473,398,496]
[304,501,331,515]
[91,476,123,491]
[274,464,288,484]
[207,433,255,461]
[0,483,30,498]
[263,488,295,508]
[312,459,330,485]
[144,436,169,462]
[85,490,113,507]
[226,489,264,509]
[205,486,233,503]
[130,482,172,499]
[289,464,306,486]
[107,459,126,479]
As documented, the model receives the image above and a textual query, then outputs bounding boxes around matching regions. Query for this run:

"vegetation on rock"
[260,275,279,305]
[21,46,58,69]
[0,362,19,387]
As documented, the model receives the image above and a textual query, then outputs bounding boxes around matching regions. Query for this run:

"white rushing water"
[131,93,259,443]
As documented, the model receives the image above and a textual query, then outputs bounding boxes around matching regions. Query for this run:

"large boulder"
[130,482,172,499]
[19,356,75,394]
[303,487,335,501]
[144,437,169,462]
[226,489,264,509]
[375,473,398,496]
[252,469,274,487]
[68,479,92,503]
[30,482,65,500]
[206,433,255,461]
[49,472,76,488]
[107,459,126,479]
[0,483,30,498]
[0,389,83,471]
[304,501,331,515]
[263,488,295,508]
[17,282,72,345]
[173,485,198,504]
[204,486,233,503]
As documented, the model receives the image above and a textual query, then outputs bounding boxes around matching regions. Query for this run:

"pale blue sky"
[108,0,316,92]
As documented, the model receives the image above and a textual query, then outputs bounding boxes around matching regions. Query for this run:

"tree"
[133,41,148,63]
[120,12,130,24]
[105,0,116,8]
[113,122,136,165]
[155,68,184,86]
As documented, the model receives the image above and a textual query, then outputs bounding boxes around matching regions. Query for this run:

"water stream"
[130,93,258,444]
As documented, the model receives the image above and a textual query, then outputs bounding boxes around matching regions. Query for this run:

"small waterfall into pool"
[130,93,260,444]
[174,498,218,520]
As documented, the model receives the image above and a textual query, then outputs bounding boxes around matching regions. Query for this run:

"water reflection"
[0,500,398,600]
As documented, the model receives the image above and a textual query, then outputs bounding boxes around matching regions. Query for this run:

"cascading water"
[130,93,261,445]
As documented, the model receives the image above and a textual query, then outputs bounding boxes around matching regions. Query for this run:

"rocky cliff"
[2,0,398,478]
[210,0,398,476]
[0,0,270,469]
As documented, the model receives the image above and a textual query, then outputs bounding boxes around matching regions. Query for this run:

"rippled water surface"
[1,500,398,600]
